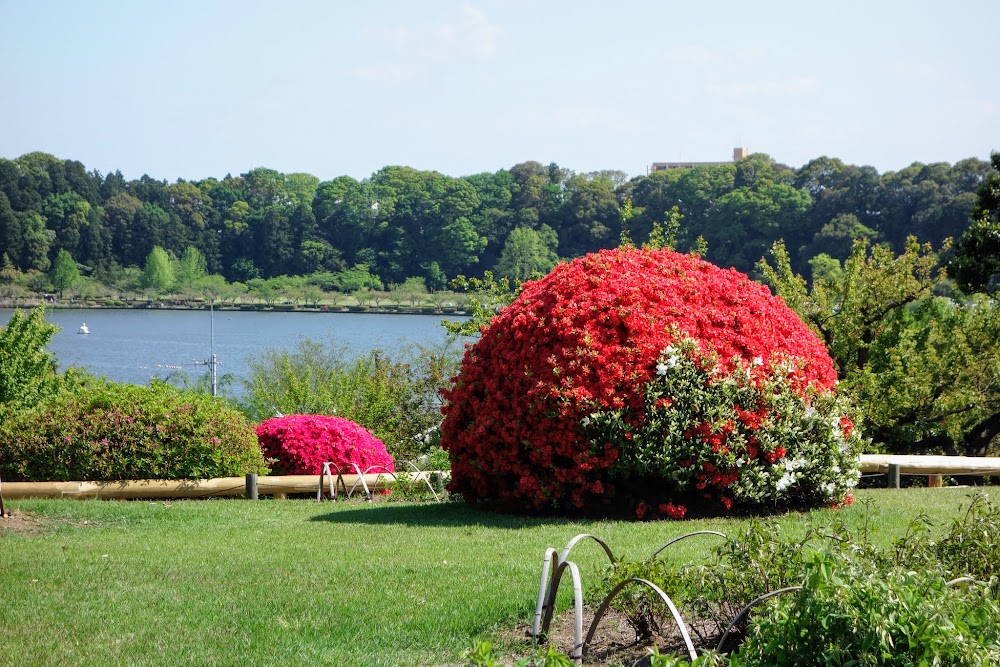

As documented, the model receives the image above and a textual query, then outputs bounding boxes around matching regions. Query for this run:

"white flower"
[776,472,796,492]
[784,457,807,471]
[820,482,836,497]
[656,356,679,375]
[580,416,591,427]
[752,356,764,367]
[663,345,675,356]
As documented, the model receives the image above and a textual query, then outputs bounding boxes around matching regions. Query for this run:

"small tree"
[0,306,60,411]
[141,246,175,293]
[175,246,208,290]
[49,249,80,299]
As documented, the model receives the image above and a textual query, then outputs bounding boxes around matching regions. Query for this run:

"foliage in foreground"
[485,495,1000,667]
[442,246,853,516]
[0,378,266,481]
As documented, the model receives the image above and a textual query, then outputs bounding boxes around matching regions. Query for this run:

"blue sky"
[1,1,997,183]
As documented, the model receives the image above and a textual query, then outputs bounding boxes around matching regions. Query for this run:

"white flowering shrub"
[583,337,862,518]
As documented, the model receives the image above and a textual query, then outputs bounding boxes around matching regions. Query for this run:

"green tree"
[951,150,1000,294]
[193,273,228,303]
[759,238,1000,453]
[48,248,80,298]
[493,225,558,284]
[393,276,429,307]
[0,306,60,411]
[19,211,52,272]
[141,245,175,292]
[557,174,620,257]
[175,246,208,289]
[333,264,383,293]
[800,213,880,264]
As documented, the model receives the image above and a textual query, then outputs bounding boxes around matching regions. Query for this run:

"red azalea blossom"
[256,414,395,475]
[840,415,854,440]
[440,246,838,514]
[659,502,687,520]
[763,446,787,464]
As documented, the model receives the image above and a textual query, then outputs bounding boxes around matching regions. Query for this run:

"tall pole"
[210,301,218,397]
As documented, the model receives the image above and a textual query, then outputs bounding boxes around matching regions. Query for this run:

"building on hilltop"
[649,147,749,174]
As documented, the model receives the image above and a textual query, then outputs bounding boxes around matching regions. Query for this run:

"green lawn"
[0,488,983,666]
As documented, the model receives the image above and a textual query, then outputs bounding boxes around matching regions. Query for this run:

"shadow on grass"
[309,501,583,528]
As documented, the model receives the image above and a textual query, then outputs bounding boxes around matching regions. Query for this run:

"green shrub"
[895,493,1000,583]
[586,496,999,665]
[0,379,267,481]
[730,551,1000,666]
[0,306,61,411]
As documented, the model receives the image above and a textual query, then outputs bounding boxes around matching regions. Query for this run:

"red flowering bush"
[439,247,859,516]
[256,414,395,475]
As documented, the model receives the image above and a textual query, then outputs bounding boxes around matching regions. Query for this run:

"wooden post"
[245,474,258,500]
[888,464,901,489]
[429,472,444,494]
[927,474,943,488]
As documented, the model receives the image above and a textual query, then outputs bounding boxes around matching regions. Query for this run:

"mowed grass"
[0,488,985,666]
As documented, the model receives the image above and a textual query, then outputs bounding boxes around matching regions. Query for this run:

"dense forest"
[0,151,994,293]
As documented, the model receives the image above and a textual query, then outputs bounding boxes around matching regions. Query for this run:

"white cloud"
[349,63,414,87]
[955,100,997,115]
[707,77,819,98]
[661,45,764,67]
[662,45,714,65]
[551,107,603,126]
[362,4,501,64]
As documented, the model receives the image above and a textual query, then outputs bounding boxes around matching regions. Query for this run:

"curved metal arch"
[715,585,802,653]
[353,463,400,501]
[584,577,697,662]
[534,559,586,659]
[559,533,617,566]
[317,461,351,501]
[530,534,617,643]
[396,460,442,502]
[531,547,560,639]
[649,530,728,560]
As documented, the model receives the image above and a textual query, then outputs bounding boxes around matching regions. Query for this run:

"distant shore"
[0,298,470,317]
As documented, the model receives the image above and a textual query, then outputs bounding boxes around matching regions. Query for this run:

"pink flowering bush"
[256,414,395,475]
[439,247,860,517]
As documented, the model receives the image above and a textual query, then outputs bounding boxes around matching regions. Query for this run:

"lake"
[0,307,467,390]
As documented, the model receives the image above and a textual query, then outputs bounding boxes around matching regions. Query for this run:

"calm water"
[1,307,466,389]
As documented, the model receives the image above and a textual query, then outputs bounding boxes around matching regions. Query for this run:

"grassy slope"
[0,488,982,667]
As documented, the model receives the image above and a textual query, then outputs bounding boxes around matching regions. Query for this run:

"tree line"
[0,151,995,295]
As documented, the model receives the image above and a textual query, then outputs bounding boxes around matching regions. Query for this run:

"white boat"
[78,323,90,335]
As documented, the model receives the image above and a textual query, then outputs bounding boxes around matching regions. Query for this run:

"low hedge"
[0,379,267,481]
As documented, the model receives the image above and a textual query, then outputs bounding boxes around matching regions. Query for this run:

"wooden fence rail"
[0,474,395,500]
[858,454,1000,476]
[1,456,998,501]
